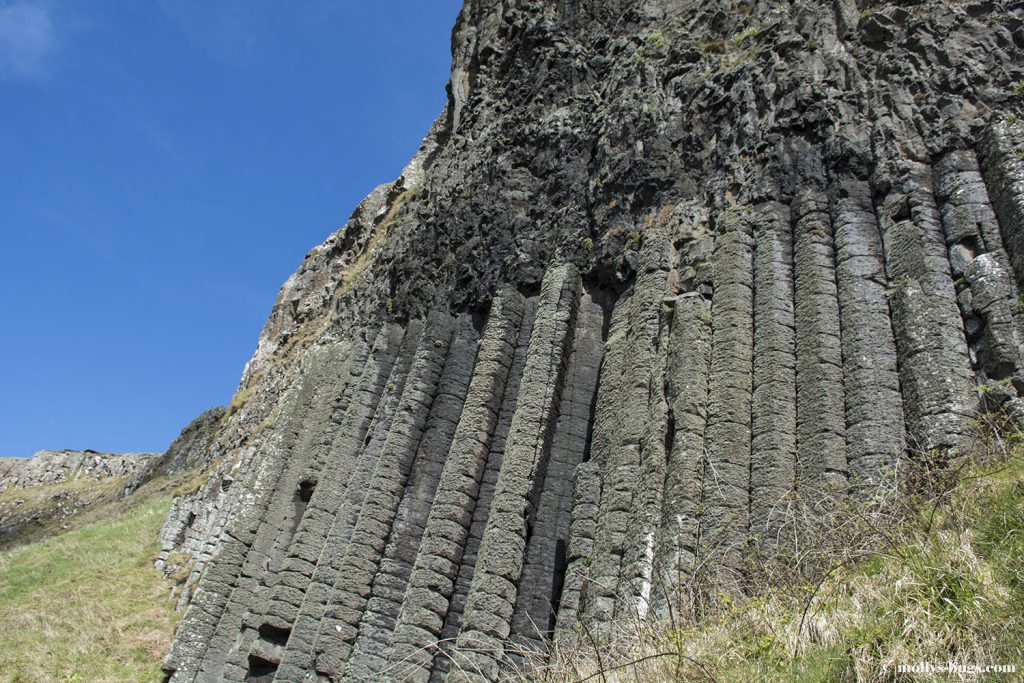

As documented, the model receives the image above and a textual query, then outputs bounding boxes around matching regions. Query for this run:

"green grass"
[0,492,181,682]
[730,25,761,46]
[0,477,128,551]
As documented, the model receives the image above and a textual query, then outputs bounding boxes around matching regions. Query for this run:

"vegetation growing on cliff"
[541,416,1024,682]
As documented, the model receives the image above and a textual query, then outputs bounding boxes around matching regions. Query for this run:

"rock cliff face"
[161,0,1024,680]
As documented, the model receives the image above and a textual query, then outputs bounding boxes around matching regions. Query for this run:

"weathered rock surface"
[0,450,159,493]
[0,450,159,547]
[159,0,1024,680]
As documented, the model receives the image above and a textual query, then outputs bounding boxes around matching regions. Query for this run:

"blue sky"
[0,1,463,457]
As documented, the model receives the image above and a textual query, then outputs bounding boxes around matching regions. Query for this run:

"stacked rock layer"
[161,0,1024,680]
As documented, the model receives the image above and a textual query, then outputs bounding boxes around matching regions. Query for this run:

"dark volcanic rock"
[159,1,1024,681]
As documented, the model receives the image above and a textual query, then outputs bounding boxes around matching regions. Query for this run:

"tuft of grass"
[731,26,761,46]
[336,182,420,299]
[698,38,727,55]
[0,492,181,682]
[644,31,667,51]
[226,369,264,417]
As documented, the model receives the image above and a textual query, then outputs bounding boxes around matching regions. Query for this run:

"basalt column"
[452,263,581,681]
[874,160,976,453]
[979,117,1024,289]
[608,235,677,624]
[510,289,604,649]
[830,179,906,488]
[935,150,1024,390]
[386,292,527,683]
[252,322,422,680]
[581,234,672,628]
[431,298,538,682]
[308,312,459,677]
[648,286,712,618]
[749,202,797,557]
[235,323,418,681]
[793,190,847,493]
[342,316,480,680]
[195,340,367,681]
[699,209,754,592]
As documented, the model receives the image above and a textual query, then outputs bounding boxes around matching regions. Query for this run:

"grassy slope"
[0,477,129,551]
[0,483,182,683]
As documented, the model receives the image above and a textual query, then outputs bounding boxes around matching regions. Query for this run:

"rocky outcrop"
[0,450,160,547]
[159,0,1024,681]
[0,450,159,493]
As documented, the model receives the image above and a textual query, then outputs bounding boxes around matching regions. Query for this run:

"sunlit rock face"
[0,450,159,492]
[159,1,1024,680]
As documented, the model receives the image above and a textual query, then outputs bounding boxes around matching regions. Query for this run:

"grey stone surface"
[157,2,1024,680]
[700,211,754,593]
[0,450,159,493]
[750,202,797,558]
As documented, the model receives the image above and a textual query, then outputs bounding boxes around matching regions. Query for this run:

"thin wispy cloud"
[0,1,54,82]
